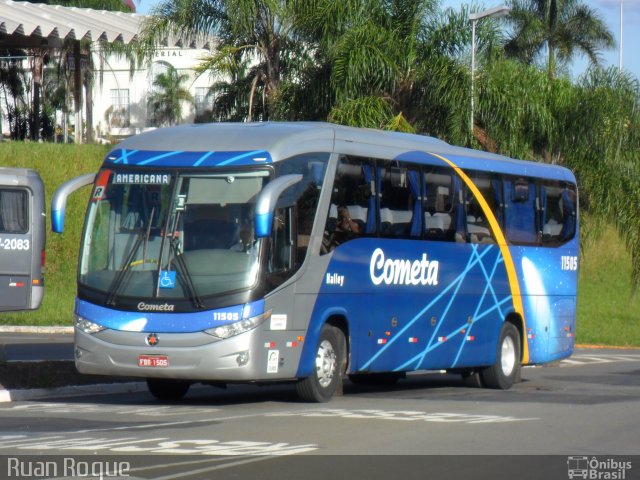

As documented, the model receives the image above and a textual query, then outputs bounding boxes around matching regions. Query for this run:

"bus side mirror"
[51,173,96,233]
[255,174,302,238]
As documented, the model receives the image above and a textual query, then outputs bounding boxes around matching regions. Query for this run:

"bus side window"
[423,168,461,242]
[504,177,538,245]
[322,156,373,253]
[464,172,498,244]
[540,182,577,245]
[269,207,295,273]
[273,153,328,265]
[379,164,421,239]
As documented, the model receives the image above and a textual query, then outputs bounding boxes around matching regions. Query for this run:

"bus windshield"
[79,169,270,305]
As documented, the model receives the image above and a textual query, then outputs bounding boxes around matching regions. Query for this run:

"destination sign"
[112,173,171,185]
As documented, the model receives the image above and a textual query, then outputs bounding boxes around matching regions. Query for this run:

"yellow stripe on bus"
[429,152,530,364]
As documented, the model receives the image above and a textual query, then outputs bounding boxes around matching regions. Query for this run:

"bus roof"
[114,122,576,183]
[0,167,43,187]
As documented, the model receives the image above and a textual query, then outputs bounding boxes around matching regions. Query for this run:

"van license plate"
[138,355,169,367]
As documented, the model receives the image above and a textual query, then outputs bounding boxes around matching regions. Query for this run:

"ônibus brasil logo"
[567,456,632,479]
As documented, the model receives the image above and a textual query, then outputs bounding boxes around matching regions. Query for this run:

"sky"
[136,0,640,81]
[440,0,639,80]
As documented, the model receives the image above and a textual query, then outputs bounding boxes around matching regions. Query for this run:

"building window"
[194,87,212,122]
[109,89,130,128]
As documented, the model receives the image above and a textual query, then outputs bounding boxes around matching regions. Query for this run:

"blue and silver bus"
[52,122,578,402]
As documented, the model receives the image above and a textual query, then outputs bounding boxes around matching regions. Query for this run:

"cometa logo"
[369,248,439,286]
[137,302,175,312]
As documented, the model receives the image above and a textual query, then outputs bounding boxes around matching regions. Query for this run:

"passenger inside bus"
[230,218,256,253]
[337,206,362,233]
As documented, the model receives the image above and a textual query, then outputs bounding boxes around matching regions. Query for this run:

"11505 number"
[561,256,578,271]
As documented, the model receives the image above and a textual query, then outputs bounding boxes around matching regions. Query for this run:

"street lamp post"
[469,5,510,143]
[620,0,624,71]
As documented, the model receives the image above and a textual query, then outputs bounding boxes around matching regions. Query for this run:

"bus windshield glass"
[79,169,270,303]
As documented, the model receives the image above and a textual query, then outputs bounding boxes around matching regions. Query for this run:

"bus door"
[0,169,46,311]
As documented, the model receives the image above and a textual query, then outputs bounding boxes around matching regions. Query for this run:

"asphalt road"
[0,332,74,362]
[0,348,639,479]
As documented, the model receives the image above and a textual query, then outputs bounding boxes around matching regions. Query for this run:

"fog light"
[75,348,83,359]
[236,351,250,366]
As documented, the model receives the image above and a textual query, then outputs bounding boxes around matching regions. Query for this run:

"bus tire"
[296,325,345,402]
[481,322,521,390]
[146,378,191,401]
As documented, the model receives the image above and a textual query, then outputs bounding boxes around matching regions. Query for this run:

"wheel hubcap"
[501,335,516,377]
[315,339,337,388]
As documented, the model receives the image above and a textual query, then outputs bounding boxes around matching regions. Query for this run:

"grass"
[0,142,107,326]
[576,226,640,347]
[0,142,637,347]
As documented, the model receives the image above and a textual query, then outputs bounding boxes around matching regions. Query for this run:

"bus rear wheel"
[481,322,521,390]
[146,378,191,401]
[296,325,345,402]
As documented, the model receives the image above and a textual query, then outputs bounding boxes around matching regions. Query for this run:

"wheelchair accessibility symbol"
[159,270,176,289]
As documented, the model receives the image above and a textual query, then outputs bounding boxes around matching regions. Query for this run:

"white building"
[0,0,215,142]
[93,45,214,140]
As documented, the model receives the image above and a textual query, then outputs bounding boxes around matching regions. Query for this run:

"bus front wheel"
[480,322,521,390]
[146,378,191,401]
[296,325,345,402]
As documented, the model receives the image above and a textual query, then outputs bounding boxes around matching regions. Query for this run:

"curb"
[0,326,73,334]
[0,381,147,403]
[574,344,640,350]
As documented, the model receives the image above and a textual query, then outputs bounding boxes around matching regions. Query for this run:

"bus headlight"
[74,315,106,334]
[206,310,272,339]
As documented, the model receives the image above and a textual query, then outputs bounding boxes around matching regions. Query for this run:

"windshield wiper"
[167,236,205,309]
[162,202,204,309]
[105,207,156,306]
[105,229,145,306]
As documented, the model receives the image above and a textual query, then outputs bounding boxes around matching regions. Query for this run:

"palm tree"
[139,0,305,121]
[147,65,194,126]
[556,68,640,288]
[21,0,136,142]
[0,57,30,139]
[196,53,254,122]
[505,0,615,80]
[303,1,500,144]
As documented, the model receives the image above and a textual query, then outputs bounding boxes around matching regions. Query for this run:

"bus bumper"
[74,327,303,382]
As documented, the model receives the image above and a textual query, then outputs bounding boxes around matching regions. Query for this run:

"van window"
[0,189,29,234]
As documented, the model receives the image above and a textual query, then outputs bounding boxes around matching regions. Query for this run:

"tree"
[505,0,615,80]
[472,57,640,288]
[139,0,307,121]
[0,56,30,139]
[293,0,503,144]
[557,68,640,288]
[26,0,136,142]
[196,53,255,122]
[147,65,194,126]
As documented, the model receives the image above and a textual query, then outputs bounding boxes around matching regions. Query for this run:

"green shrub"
[0,142,107,325]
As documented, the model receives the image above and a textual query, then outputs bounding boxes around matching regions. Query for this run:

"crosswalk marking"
[0,435,318,455]
[560,353,640,367]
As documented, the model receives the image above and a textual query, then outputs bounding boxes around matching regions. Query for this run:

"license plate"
[138,355,169,367]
